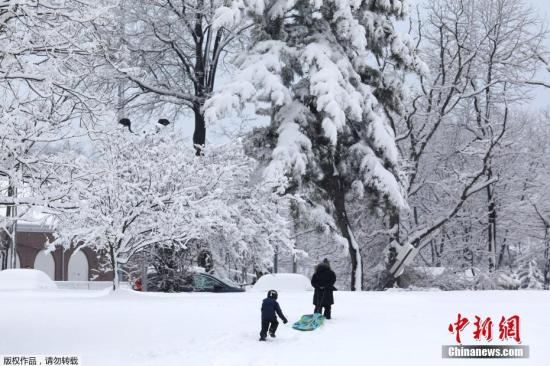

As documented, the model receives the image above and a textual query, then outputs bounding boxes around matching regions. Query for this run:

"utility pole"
[141,249,149,292]
[10,220,17,269]
[6,183,17,269]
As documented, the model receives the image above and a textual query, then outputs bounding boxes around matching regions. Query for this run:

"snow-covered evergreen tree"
[205,0,424,290]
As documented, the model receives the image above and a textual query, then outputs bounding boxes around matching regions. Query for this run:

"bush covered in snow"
[397,266,523,291]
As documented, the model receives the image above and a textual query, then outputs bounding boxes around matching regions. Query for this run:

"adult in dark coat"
[311,258,336,319]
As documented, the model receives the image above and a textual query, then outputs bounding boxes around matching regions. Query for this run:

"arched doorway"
[68,250,89,281]
[34,250,55,280]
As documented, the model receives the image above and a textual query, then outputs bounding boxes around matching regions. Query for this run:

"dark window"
[194,275,224,290]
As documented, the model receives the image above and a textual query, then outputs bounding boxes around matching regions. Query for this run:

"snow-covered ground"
[0,289,548,366]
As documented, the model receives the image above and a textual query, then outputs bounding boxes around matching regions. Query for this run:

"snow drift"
[0,269,57,290]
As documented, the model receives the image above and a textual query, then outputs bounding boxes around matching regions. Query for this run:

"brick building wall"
[1,227,113,281]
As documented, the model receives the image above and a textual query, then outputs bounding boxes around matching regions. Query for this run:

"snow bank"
[252,273,313,292]
[0,269,57,290]
[55,281,113,290]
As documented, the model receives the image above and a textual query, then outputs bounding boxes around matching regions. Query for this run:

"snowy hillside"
[0,289,548,366]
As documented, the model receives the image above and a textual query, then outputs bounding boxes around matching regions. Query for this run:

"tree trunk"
[487,169,497,272]
[496,229,509,270]
[437,234,445,267]
[1,184,15,269]
[192,0,206,156]
[331,178,363,291]
[193,102,206,155]
[273,245,278,273]
[0,241,7,270]
[544,227,550,290]
[389,212,400,242]
[109,244,119,291]
[6,183,17,269]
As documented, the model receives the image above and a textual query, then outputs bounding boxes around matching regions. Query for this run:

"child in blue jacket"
[260,290,288,341]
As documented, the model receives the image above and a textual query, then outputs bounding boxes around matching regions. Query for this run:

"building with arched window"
[0,222,113,282]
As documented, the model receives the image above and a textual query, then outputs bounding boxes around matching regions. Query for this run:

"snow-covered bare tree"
[100,0,254,153]
[377,0,547,288]
[0,0,111,269]
[502,110,550,289]
[53,129,294,289]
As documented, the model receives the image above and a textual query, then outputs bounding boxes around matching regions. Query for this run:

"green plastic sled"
[292,313,325,331]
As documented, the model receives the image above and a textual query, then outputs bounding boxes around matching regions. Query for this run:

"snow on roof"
[1,207,56,233]
[16,220,55,233]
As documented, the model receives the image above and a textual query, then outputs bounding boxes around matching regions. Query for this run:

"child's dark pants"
[260,318,279,339]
